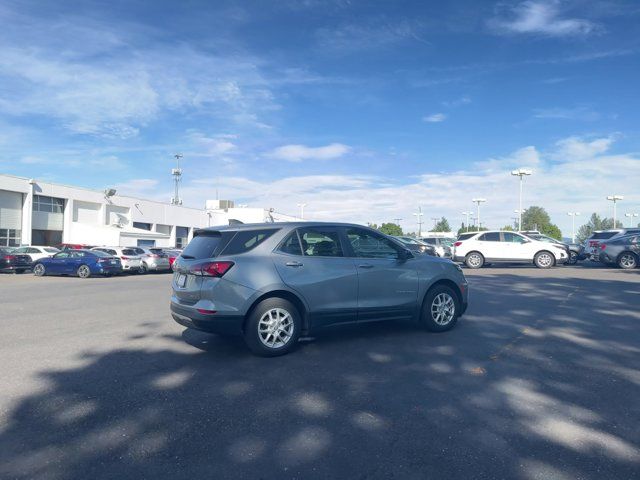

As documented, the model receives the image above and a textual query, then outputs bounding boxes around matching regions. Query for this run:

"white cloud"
[268,143,351,162]
[553,135,616,161]
[178,135,639,237]
[489,1,597,37]
[423,113,447,123]
[442,96,471,108]
[114,179,160,196]
[533,106,600,121]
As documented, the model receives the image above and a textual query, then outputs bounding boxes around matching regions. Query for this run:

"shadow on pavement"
[0,273,639,479]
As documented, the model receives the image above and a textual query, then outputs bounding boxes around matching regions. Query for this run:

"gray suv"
[171,223,469,356]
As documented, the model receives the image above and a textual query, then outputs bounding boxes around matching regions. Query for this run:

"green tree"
[576,213,624,243]
[378,222,403,236]
[456,223,487,236]
[521,206,563,240]
[432,217,451,232]
[501,225,515,231]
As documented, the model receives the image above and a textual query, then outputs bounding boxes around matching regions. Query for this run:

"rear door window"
[502,232,527,243]
[479,232,500,242]
[222,229,278,255]
[122,249,137,256]
[278,231,303,256]
[299,227,344,257]
[457,233,476,241]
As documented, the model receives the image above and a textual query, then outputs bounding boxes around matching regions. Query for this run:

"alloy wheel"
[33,264,45,276]
[78,265,90,278]
[537,253,553,268]
[431,293,455,325]
[619,254,637,269]
[258,308,294,348]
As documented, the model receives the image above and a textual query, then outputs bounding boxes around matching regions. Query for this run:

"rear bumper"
[147,261,171,271]
[170,301,244,335]
[0,264,31,272]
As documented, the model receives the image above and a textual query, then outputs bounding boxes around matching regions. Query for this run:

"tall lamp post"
[413,207,424,238]
[625,212,639,227]
[511,168,532,231]
[297,203,307,220]
[606,195,624,227]
[471,198,486,230]
[567,212,581,243]
[461,211,472,232]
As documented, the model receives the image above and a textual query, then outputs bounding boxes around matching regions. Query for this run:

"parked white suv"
[453,231,568,269]
[12,246,60,262]
[91,247,143,273]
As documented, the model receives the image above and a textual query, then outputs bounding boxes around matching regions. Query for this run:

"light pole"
[471,198,486,230]
[394,218,402,226]
[297,203,307,220]
[461,211,472,232]
[567,212,581,243]
[413,207,424,238]
[606,195,624,227]
[625,212,639,227]
[511,168,532,231]
[431,217,438,230]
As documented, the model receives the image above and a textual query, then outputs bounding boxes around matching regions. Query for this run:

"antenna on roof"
[171,154,183,206]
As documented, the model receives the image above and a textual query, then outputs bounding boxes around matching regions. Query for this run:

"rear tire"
[465,252,484,269]
[617,252,638,269]
[140,263,148,274]
[421,285,460,332]
[243,298,301,357]
[534,251,554,269]
[568,251,578,265]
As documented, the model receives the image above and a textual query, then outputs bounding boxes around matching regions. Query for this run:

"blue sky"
[1,0,639,234]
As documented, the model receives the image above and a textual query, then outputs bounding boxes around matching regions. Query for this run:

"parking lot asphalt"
[0,265,639,480]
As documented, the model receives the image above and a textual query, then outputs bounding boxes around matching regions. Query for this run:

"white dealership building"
[0,173,299,248]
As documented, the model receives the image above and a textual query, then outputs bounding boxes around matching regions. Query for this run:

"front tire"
[534,251,555,269]
[617,252,638,269]
[568,251,578,265]
[77,264,91,278]
[465,252,484,269]
[421,285,460,332]
[33,263,46,276]
[243,298,301,357]
[140,263,148,274]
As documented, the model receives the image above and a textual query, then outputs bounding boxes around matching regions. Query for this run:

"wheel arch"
[534,249,557,266]
[244,289,309,335]
[421,279,463,311]
[617,250,639,263]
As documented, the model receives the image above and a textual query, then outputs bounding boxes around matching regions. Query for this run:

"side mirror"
[398,248,413,261]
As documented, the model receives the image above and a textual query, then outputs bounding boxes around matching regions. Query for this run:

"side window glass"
[347,228,399,259]
[502,232,525,243]
[55,252,70,259]
[223,229,278,255]
[480,232,500,242]
[299,228,344,257]
[278,232,303,256]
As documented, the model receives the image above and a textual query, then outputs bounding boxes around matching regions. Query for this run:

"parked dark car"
[0,247,32,273]
[391,236,437,256]
[583,230,623,260]
[32,249,122,278]
[598,234,640,269]
[171,222,468,357]
[520,231,583,265]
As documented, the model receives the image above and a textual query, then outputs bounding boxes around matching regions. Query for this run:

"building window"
[137,239,156,247]
[133,222,152,231]
[175,226,189,248]
[31,229,62,246]
[0,229,21,247]
[33,195,64,214]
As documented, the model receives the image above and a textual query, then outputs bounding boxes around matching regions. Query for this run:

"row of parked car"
[0,244,182,277]
[449,227,640,269]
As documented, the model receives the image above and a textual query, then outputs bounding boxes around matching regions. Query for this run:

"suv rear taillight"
[189,261,234,277]
[600,244,607,250]
[453,241,462,247]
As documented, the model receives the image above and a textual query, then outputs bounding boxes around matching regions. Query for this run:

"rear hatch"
[586,231,619,256]
[172,230,234,304]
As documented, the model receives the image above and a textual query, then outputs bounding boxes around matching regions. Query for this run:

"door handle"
[285,261,303,267]
[358,264,374,269]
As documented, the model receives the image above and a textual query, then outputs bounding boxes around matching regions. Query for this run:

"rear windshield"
[222,229,278,255]
[457,233,476,241]
[122,249,137,256]
[91,250,110,257]
[181,232,223,259]
[591,232,618,240]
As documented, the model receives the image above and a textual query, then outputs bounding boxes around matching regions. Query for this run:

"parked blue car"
[32,249,123,278]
